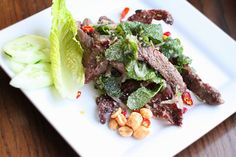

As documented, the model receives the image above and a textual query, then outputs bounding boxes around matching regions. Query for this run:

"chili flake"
[76,91,81,99]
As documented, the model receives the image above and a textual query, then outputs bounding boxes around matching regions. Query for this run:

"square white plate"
[0,0,236,157]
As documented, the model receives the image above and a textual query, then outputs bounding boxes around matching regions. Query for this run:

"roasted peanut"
[111,107,122,118]
[109,119,119,130]
[118,126,133,137]
[140,108,153,119]
[133,126,150,139]
[115,114,127,126]
[126,112,143,131]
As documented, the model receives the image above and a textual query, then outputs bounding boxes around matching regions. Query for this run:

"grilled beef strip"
[77,27,109,83]
[138,46,186,93]
[181,65,224,104]
[96,95,120,124]
[82,18,92,26]
[98,16,115,24]
[147,85,183,126]
[128,9,174,25]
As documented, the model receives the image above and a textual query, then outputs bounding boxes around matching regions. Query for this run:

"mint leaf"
[160,37,191,71]
[95,75,122,98]
[105,35,138,62]
[127,85,163,110]
[140,24,163,44]
[125,60,162,84]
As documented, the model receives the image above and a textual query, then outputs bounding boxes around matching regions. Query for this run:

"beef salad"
[2,0,224,139]
[76,8,224,138]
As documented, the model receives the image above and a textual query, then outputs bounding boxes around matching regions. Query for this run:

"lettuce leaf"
[50,0,84,98]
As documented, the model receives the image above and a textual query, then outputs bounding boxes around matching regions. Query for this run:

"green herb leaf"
[95,75,122,98]
[127,85,163,110]
[116,21,163,45]
[160,38,183,59]
[160,37,191,71]
[125,60,162,84]
[105,35,138,62]
[116,21,141,36]
[105,40,124,62]
[140,24,163,44]
[95,25,112,35]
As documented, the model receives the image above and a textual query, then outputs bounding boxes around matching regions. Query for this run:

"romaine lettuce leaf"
[50,0,84,98]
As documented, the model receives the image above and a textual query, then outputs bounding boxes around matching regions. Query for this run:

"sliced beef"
[82,18,92,26]
[138,46,186,93]
[109,61,125,74]
[98,16,115,24]
[150,84,174,104]
[77,28,109,83]
[182,65,224,105]
[147,85,183,126]
[128,9,174,25]
[152,103,183,126]
[96,95,119,124]
[120,80,142,102]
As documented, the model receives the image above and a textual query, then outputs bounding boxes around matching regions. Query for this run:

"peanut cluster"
[109,107,153,139]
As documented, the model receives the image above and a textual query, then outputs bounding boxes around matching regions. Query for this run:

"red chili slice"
[182,91,193,106]
[142,118,151,128]
[81,25,94,33]
[120,7,130,22]
[163,31,171,36]
[132,109,140,113]
[121,111,127,117]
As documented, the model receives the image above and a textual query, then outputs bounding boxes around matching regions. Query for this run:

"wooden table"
[0,0,235,156]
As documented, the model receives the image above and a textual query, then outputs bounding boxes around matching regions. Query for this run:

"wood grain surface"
[0,0,235,157]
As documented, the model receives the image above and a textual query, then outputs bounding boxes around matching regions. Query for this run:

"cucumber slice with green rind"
[3,35,50,64]
[10,62,52,89]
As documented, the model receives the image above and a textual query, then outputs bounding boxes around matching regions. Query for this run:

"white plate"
[0,0,236,157]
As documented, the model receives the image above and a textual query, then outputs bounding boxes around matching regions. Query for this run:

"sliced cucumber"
[3,35,50,64]
[8,59,26,73]
[10,62,52,89]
